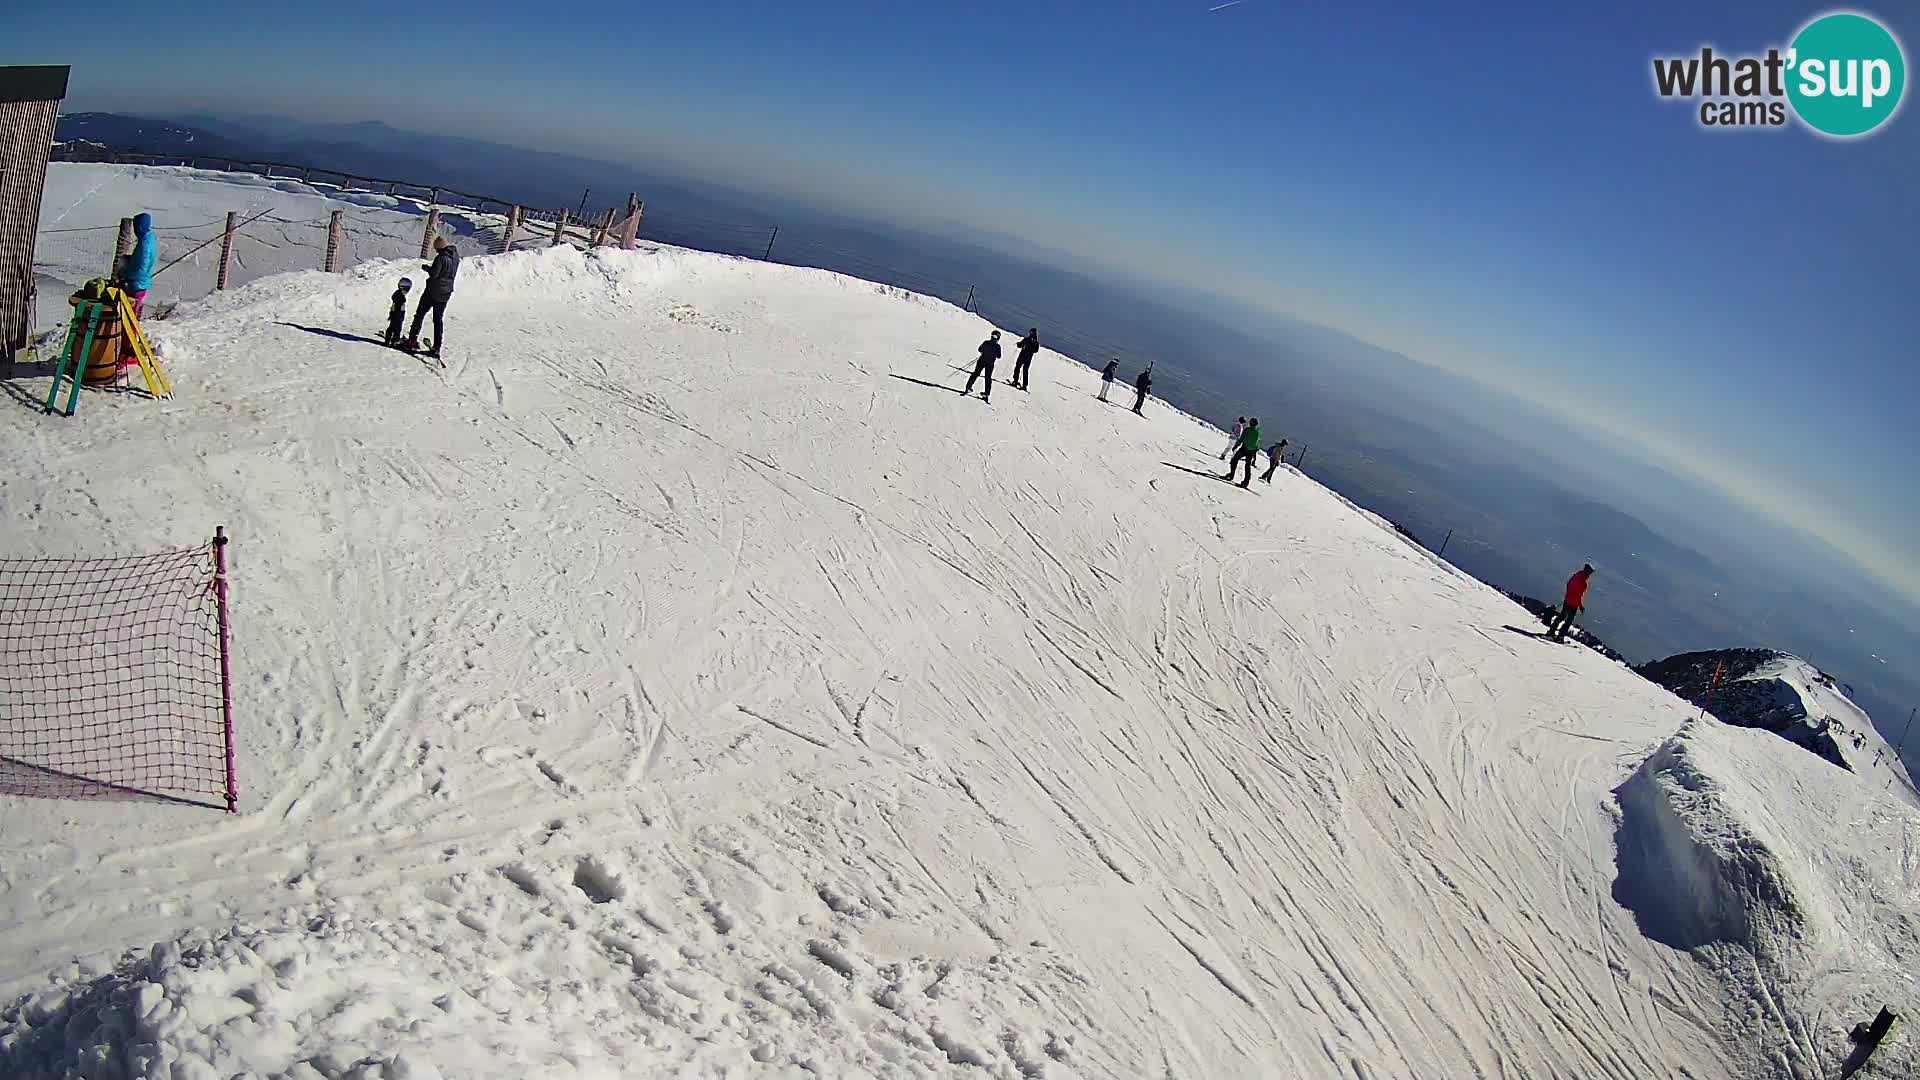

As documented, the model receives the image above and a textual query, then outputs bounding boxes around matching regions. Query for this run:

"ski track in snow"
[2,166,1917,1079]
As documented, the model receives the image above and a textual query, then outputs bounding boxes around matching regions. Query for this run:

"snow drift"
[4,166,1918,1077]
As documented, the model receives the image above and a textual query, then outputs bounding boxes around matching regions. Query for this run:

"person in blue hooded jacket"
[118,213,158,316]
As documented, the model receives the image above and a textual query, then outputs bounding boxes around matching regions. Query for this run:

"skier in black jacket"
[964,331,1001,401]
[1010,329,1039,390]
[1131,366,1153,414]
[406,236,460,358]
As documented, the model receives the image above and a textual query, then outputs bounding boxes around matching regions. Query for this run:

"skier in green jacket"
[1224,417,1262,487]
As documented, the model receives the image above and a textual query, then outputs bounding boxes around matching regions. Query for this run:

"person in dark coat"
[1261,439,1288,483]
[1132,366,1152,414]
[1224,418,1262,487]
[1546,564,1594,641]
[406,236,460,358]
[1010,329,1039,390]
[1098,358,1119,401]
[964,331,1001,401]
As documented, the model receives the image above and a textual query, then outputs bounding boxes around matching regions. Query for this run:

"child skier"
[384,278,413,347]
[1261,439,1288,483]
[1221,417,1246,460]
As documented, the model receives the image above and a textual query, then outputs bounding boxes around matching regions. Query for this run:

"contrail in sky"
[1208,0,1246,10]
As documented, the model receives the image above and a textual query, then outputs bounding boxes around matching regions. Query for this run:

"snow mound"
[1613,719,1920,1064]
[1612,729,1817,953]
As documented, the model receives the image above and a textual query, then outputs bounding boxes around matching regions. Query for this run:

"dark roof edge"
[0,65,72,106]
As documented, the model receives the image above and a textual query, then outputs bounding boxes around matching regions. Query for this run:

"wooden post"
[113,217,135,275]
[764,226,779,261]
[551,209,569,247]
[1295,445,1308,471]
[620,200,643,249]
[419,209,442,259]
[500,205,522,255]
[1437,528,1452,559]
[576,188,591,221]
[963,285,975,312]
[324,210,345,272]
[594,208,615,247]
[216,211,238,290]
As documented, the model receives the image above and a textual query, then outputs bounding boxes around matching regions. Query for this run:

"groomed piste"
[2,167,1915,1079]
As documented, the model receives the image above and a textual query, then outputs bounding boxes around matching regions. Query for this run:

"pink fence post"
[419,208,442,259]
[324,210,345,272]
[499,205,522,255]
[550,209,569,248]
[215,211,238,291]
[213,527,237,813]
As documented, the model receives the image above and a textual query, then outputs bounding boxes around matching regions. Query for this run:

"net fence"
[0,536,235,810]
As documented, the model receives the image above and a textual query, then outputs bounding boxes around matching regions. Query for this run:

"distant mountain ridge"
[1635,648,1908,785]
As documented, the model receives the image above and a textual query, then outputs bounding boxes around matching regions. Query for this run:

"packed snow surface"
[4,167,1918,1078]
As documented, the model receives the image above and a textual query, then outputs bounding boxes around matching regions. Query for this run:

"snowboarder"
[1221,417,1246,460]
[963,331,1001,401]
[1224,417,1262,487]
[1010,328,1039,391]
[1098,359,1118,401]
[1261,439,1288,483]
[383,278,414,348]
[1132,366,1152,414]
[116,212,157,317]
[1546,563,1594,642]
[406,236,460,359]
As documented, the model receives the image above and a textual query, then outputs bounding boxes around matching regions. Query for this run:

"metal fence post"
[500,205,522,255]
[1437,528,1452,559]
[964,285,975,312]
[764,226,779,261]
[216,211,238,290]
[1295,446,1308,471]
[551,210,569,248]
[324,210,345,272]
[419,209,441,259]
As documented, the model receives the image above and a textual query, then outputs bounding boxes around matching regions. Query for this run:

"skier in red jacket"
[1546,564,1593,642]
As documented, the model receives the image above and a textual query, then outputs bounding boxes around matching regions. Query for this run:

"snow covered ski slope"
[3,215,1917,1076]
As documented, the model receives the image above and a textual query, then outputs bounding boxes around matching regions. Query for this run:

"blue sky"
[14,0,1917,602]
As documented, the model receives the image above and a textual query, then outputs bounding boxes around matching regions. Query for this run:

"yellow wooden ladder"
[113,288,173,399]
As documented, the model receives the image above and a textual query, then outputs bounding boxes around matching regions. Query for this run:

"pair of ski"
[385,336,444,370]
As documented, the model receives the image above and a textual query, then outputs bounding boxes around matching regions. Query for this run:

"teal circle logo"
[1787,12,1906,136]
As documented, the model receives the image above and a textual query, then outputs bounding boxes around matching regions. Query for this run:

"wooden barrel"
[68,298,128,385]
